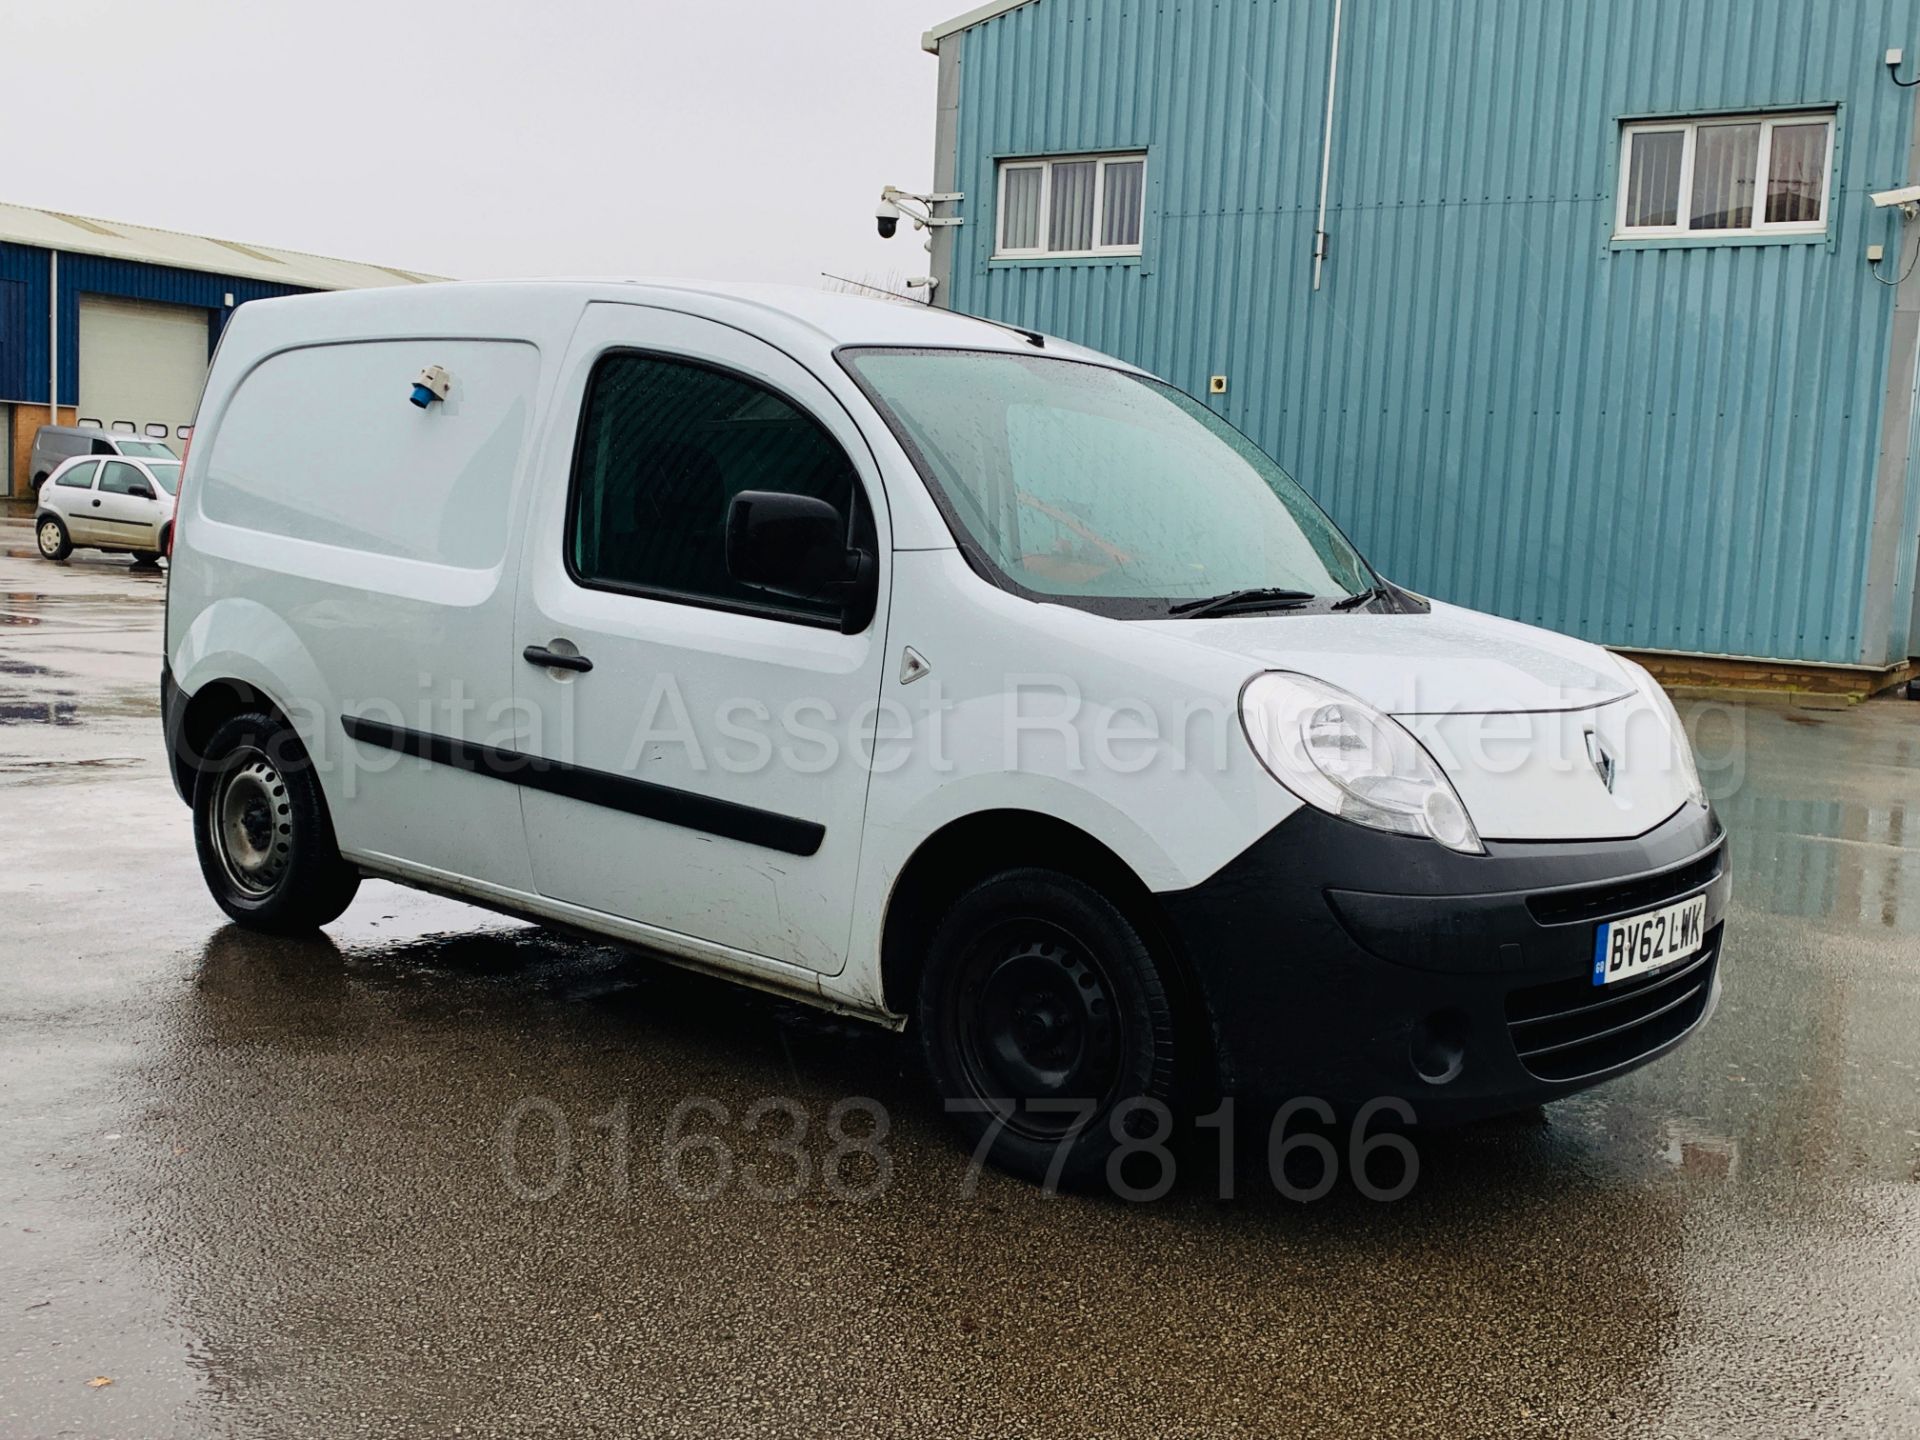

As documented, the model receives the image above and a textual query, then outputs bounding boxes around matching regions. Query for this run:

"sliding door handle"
[523,644,593,673]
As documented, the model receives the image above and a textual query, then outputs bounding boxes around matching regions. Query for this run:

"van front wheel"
[193,712,360,932]
[918,868,1179,1190]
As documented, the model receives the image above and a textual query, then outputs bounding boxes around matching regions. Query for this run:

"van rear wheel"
[193,712,360,932]
[917,868,1179,1190]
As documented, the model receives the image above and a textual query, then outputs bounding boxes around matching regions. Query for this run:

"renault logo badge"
[1585,731,1616,793]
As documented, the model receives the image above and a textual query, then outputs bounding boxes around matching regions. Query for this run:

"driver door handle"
[523,644,593,673]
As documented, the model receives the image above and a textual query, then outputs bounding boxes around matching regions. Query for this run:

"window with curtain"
[995,153,1148,257]
[1616,111,1833,238]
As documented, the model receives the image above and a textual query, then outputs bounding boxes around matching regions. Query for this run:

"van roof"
[36,425,167,442]
[219,279,1141,372]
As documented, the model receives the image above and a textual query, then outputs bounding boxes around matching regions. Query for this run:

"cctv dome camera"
[876,199,901,240]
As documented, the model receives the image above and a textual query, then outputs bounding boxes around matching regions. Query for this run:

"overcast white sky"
[5,0,961,289]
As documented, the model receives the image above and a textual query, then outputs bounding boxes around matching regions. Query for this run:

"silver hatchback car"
[35,453,182,565]
[27,423,178,488]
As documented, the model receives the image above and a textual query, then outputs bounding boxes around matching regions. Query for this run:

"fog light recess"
[1411,1009,1471,1086]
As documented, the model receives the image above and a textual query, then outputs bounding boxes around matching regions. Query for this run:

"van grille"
[1505,931,1720,1083]
[1525,843,1724,926]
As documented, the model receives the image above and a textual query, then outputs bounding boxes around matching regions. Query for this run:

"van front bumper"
[1157,801,1727,1124]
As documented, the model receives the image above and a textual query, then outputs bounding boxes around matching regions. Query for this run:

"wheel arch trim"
[875,805,1177,1020]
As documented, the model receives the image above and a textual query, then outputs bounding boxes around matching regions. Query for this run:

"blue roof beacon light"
[410,364,452,409]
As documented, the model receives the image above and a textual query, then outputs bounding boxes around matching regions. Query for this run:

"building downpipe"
[1312,0,1344,292]
[929,34,964,306]
[48,251,58,431]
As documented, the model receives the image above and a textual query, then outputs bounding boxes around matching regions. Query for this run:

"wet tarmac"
[1,519,1917,1437]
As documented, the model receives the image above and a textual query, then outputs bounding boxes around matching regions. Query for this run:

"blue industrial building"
[919,0,1920,680]
[1,202,433,496]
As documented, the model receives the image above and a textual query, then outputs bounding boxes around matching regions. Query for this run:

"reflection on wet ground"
[1719,762,1920,937]
[0,699,78,725]
[0,525,1916,1437]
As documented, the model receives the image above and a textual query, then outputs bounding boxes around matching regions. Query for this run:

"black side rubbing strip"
[341,716,825,858]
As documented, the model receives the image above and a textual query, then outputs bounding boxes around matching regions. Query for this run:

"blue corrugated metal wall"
[0,241,309,408]
[945,0,1920,665]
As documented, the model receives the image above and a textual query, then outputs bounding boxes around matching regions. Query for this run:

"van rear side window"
[567,352,860,619]
[200,339,539,568]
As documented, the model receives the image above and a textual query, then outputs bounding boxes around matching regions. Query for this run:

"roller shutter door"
[78,296,210,456]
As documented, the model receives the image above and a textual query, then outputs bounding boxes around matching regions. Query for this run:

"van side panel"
[199,340,531,568]
[173,336,544,894]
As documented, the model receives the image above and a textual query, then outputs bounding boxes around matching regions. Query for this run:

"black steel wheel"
[919,868,1178,1188]
[193,711,359,932]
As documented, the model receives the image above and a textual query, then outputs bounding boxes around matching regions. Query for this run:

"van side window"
[56,460,99,488]
[567,353,861,620]
[99,461,149,496]
[91,438,117,456]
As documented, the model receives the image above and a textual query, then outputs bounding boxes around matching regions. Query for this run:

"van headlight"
[1615,657,1707,807]
[1239,672,1483,854]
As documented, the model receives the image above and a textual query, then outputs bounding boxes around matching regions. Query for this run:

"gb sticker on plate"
[1592,894,1707,986]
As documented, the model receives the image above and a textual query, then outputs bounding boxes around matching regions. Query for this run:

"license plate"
[1592,894,1707,986]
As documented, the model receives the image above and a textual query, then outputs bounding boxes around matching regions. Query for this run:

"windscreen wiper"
[1330,587,1381,611]
[1166,587,1317,618]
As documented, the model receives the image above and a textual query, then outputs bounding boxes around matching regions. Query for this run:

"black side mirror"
[725,491,875,631]
[128,484,154,500]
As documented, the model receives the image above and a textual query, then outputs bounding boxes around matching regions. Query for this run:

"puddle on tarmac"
[0,755,143,779]
[1721,793,1919,934]
[0,699,78,725]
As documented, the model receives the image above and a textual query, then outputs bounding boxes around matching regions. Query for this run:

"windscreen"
[844,348,1373,616]
[116,440,178,459]
[145,461,181,495]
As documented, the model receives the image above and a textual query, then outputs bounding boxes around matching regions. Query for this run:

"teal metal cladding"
[943,0,1920,665]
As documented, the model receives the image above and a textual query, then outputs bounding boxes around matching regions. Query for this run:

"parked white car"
[161,281,1728,1184]
[36,453,181,564]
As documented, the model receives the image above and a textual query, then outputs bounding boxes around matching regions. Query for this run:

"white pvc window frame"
[1614,110,1835,240]
[994,151,1147,259]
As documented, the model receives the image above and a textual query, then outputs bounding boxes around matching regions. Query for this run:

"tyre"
[917,868,1179,1190]
[35,514,72,561]
[193,711,360,932]
[132,550,163,568]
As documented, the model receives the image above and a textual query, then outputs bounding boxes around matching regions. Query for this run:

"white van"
[163,281,1727,1183]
